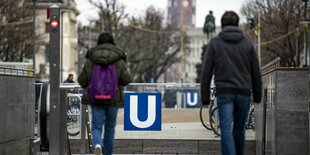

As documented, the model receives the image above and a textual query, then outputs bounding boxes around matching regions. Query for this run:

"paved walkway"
[70,109,255,140]
[114,122,255,140]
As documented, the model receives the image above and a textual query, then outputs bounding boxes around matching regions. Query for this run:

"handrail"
[128,83,201,87]
[59,83,202,88]
[261,57,281,76]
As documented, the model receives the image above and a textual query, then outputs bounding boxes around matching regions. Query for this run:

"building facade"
[35,0,79,81]
[184,28,208,83]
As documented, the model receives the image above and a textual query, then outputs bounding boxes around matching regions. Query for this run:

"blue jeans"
[91,105,118,155]
[217,93,250,155]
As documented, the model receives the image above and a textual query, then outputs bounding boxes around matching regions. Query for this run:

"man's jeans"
[217,93,251,155]
[91,105,118,155]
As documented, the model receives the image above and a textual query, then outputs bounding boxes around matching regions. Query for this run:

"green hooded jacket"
[78,43,132,106]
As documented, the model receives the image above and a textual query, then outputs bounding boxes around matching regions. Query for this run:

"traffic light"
[247,18,256,30]
[49,6,60,34]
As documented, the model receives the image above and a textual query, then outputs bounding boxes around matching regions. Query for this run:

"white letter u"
[186,92,198,106]
[130,95,156,128]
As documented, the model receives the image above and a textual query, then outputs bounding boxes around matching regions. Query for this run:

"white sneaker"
[94,144,102,155]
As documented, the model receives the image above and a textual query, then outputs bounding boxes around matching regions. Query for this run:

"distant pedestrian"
[78,32,132,155]
[63,74,75,83]
[200,11,262,155]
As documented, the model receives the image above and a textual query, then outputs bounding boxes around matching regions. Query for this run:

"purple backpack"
[88,64,118,101]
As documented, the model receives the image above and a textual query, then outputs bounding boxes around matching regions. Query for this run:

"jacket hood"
[87,44,126,65]
[219,26,244,43]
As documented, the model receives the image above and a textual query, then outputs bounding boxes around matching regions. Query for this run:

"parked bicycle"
[200,88,256,136]
[199,87,216,131]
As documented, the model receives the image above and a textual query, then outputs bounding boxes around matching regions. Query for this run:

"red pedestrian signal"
[51,20,58,28]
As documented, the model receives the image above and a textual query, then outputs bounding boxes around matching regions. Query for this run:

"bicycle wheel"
[210,107,221,136]
[67,102,80,136]
[199,105,212,130]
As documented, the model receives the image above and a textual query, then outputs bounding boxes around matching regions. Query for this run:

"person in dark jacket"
[78,32,132,155]
[63,74,75,83]
[200,11,262,155]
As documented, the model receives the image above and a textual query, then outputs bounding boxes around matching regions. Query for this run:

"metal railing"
[0,66,35,77]
[261,57,281,76]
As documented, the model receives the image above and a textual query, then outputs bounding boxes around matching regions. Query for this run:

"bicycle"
[199,87,256,136]
[209,101,256,136]
[199,87,216,131]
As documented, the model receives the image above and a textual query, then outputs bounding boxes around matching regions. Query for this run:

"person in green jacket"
[78,32,132,155]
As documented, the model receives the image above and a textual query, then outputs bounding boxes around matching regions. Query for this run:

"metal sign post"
[48,4,68,155]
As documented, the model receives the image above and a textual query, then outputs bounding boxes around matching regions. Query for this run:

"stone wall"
[0,75,35,155]
[256,68,309,155]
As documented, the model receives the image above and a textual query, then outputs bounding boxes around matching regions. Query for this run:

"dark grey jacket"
[200,26,262,103]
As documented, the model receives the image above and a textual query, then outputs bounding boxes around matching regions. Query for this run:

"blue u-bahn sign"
[185,90,200,108]
[124,93,162,131]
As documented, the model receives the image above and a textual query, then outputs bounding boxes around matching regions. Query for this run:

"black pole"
[49,5,68,155]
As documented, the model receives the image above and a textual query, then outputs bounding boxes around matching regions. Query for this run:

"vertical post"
[296,28,300,67]
[180,30,185,81]
[60,11,63,82]
[304,0,309,66]
[80,104,87,153]
[305,1,308,22]
[180,0,185,83]
[32,0,36,71]
[308,23,310,66]
[304,24,308,66]
[49,4,68,155]
[88,27,91,49]
[258,13,261,67]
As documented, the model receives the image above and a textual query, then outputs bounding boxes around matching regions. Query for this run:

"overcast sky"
[76,0,249,27]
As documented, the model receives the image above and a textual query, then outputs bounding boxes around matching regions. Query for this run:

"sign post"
[48,4,68,155]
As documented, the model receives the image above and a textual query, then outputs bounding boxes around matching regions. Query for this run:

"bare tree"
[241,0,304,67]
[88,0,128,40]
[81,1,186,82]
[122,8,186,82]
[0,0,33,62]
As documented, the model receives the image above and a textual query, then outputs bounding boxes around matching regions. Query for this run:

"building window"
[168,0,172,7]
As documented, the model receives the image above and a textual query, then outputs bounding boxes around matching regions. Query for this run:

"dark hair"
[68,74,73,77]
[221,11,239,28]
[97,32,115,45]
